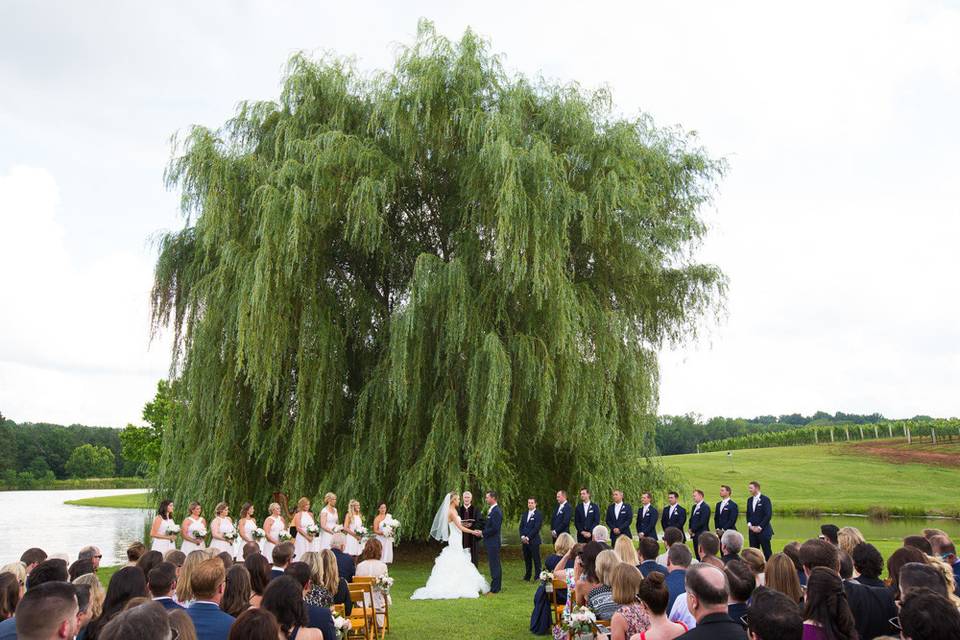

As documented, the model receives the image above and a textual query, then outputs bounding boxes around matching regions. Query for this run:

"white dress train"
[410,520,489,599]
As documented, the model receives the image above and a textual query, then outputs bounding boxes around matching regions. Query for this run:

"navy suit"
[638,559,669,577]
[483,504,503,593]
[186,602,235,640]
[605,502,633,542]
[636,504,658,539]
[714,499,739,532]
[153,596,184,610]
[332,547,356,584]
[574,502,600,543]
[269,567,285,581]
[551,502,572,539]
[688,501,711,561]
[660,503,687,541]
[746,494,774,559]
[519,509,544,580]
[665,569,687,612]
[307,602,338,640]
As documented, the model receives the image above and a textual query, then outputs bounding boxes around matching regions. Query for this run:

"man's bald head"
[685,564,729,620]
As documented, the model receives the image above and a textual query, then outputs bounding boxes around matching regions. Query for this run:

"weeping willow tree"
[151,20,725,537]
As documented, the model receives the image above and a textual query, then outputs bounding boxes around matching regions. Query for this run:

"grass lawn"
[661,443,960,517]
[65,493,152,509]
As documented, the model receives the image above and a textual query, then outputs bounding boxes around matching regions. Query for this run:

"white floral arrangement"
[381,515,401,538]
[164,524,180,537]
[253,528,266,541]
[223,530,239,542]
[278,531,293,542]
[332,613,351,639]
[562,606,597,634]
[306,524,320,536]
[332,524,343,533]
[191,527,208,539]
[539,570,553,591]
[354,525,368,537]
[373,574,394,594]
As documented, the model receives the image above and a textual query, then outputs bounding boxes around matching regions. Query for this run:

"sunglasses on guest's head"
[889,616,901,631]
[740,613,749,627]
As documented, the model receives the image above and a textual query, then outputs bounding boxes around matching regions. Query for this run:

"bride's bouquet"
[381,515,401,538]
[278,530,292,542]
[562,606,597,636]
[373,574,394,595]
[332,613,351,639]
[306,524,320,536]
[252,528,266,541]
[223,530,239,543]
[164,524,180,537]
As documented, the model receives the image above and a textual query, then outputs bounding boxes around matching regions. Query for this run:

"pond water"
[0,489,150,567]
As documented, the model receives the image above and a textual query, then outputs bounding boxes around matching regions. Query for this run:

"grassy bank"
[65,492,152,508]
[1,477,147,491]
[662,443,960,518]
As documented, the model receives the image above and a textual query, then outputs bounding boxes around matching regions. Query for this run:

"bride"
[411,492,490,600]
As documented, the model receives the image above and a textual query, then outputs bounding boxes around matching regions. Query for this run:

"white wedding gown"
[411,518,490,600]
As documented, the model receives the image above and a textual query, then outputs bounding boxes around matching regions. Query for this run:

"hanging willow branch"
[151,19,726,537]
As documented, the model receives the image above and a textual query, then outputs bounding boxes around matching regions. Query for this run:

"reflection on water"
[0,489,150,567]
[772,514,960,543]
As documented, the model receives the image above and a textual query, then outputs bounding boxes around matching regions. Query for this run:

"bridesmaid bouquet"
[306,524,320,536]
[164,524,180,537]
[253,528,266,541]
[278,531,293,542]
[332,524,343,533]
[332,613,351,639]
[192,527,208,538]
[381,515,401,537]
[224,530,239,542]
[355,525,368,537]
[373,574,394,595]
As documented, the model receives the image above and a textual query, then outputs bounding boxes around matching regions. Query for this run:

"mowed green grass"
[661,443,960,518]
[65,493,152,509]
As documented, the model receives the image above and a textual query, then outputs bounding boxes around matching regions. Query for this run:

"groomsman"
[746,481,774,560]
[636,492,659,539]
[574,488,601,543]
[714,485,739,535]
[660,491,687,541]
[551,490,572,541]
[688,489,711,561]
[519,497,543,581]
[605,490,633,543]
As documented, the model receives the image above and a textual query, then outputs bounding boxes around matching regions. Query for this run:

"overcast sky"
[1,1,958,427]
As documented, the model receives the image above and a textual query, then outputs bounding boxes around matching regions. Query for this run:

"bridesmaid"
[150,500,178,554]
[263,502,286,560]
[209,502,236,554]
[318,493,338,551]
[180,502,207,554]
[237,502,259,557]
[343,500,364,557]
[373,502,393,564]
[293,497,317,560]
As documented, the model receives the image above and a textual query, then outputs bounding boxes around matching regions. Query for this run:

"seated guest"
[168,610,195,640]
[639,537,669,577]
[886,546,928,601]
[163,550,186,569]
[69,559,95,582]
[26,559,69,591]
[147,562,183,610]
[99,600,170,639]
[801,567,857,640]
[221,564,252,618]
[14,582,80,640]
[782,541,806,587]
[574,543,619,621]
[592,525,611,545]
[126,542,146,566]
[229,608,283,639]
[898,587,960,640]
[20,548,48,576]
[819,524,839,546]
[185,558,235,640]
[838,550,897,639]
[301,552,330,608]
[136,551,164,578]
[217,553,233,571]
[0,574,19,622]
[615,535,639,566]
[724,559,755,628]
[739,548,766,586]
[241,542,260,560]
[330,533,356,584]
[898,561,951,601]
[608,563,649,640]
[657,528,684,566]
[270,542,295,580]
[696,532,723,570]
[547,533,575,571]
[244,553,270,607]
[83,566,148,640]
[355,539,388,628]
[673,564,742,639]
[665,543,692,613]
[320,549,352,615]
[529,533,574,635]
[929,536,960,596]
[837,527,865,557]
[903,535,933,555]
[72,573,106,629]
[261,576,324,640]
[763,553,803,604]
[283,563,336,639]
[745,587,802,640]
[176,550,208,604]
[635,571,687,640]
[851,543,885,588]
[74,583,93,637]
[719,530,743,565]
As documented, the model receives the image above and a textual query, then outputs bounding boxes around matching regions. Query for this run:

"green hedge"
[0,476,147,491]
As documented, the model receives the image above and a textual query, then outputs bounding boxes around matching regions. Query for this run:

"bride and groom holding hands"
[410,490,503,600]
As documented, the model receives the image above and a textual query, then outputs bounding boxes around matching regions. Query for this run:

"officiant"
[458,490,481,565]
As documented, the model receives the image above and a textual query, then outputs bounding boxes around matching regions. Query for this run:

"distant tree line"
[655,411,894,455]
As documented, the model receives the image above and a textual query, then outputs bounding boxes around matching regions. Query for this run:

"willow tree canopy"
[151,21,725,537]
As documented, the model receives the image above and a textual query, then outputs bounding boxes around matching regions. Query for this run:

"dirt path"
[845,440,960,468]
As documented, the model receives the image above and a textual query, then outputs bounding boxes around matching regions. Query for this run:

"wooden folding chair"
[347,587,374,640]
[550,578,568,626]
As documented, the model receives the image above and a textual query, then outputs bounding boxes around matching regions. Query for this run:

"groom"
[482,490,503,594]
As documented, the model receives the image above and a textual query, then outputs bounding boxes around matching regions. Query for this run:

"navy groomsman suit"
[551,499,572,540]
[714,498,739,532]
[636,502,659,539]
[483,501,503,593]
[519,506,544,580]
[605,500,633,543]
[574,500,600,543]
[661,501,687,541]
[746,492,774,559]
[688,499,711,561]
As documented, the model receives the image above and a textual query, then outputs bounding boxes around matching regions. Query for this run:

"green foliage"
[120,380,173,475]
[65,444,116,479]
[0,418,136,479]
[151,21,723,536]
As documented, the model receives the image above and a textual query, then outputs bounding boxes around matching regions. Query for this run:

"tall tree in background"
[120,380,174,475]
[151,21,724,535]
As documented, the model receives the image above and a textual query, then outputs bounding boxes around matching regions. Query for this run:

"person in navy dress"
[660,491,687,541]
[714,484,739,535]
[604,490,633,543]
[636,491,658,539]
[573,488,600,543]
[550,490,572,541]
[746,480,774,560]
[688,489,711,561]
[519,497,543,581]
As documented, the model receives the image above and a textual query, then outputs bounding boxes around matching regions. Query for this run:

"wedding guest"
[147,562,183,610]
[26,559,69,590]
[898,561,950,600]
[802,567,857,640]
[899,587,960,639]
[819,524,839,545]
[168,610,198,640]
[137,551,163,578]
[634,571,687,640]
[0,563,25,597]
[657,528,683,566]
[635,492,659,541]
[609,563,650,640]
[355,539,388,627]
[574,543,615,619]
[14,582,80,640]
[228,608,282,640]
[745,587,802,640]
[319,549,351,615]
[696,532,723,570]
[551,490,572,541]
[574,488,601,543]
[713,486,738,535]
[100,600,170,639]
[592,525,611,544]
[237,503,259,557]
[850,543,884,588]
[839,550,897,639]
[221,565,252,618]
[260,576,323,640]
[724,559,754,627]
[270,542,295,581]
[218,553,234,572]
[164,550,186,570]
[373,502,395,564]
[301,552,331,608]
[74,583,94,638]
[931,537,960,595]
[210,503,237,556]
[78,546,103,573]
[241,543,259,560]
[764,553,803,604]
[19,549,47,576]
[549,533,575,571]
[660,493,686,542]
[150,501,178,555]
[746,481,773,560]
[69,559,95,581]
[615,535,639,566]
[639,537,668,577]
[262,502,285,560]
[740,548,766,586]
[837,527,865,557]
[177,550,209,604]
[782,541,806,587]
[186,558,235,640]
[720,529,743,565]
[674,564,743,640]
[72,573,105,622]
[243,553,270,608]
[903,535,933,555]
[126,542,146,566]
[687,490,710,561]
[529,534,574,635]
[181,502,208,555]
[84,566,148,640]
[519,497,543,581]
[606,490,633,543]
[665,543,692,612]
[293,497,318,560]
[886,546,927,601]
[343,500,364,557]
[0,574,19,621]
[329,534,355,584]
[318,493,339,551]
